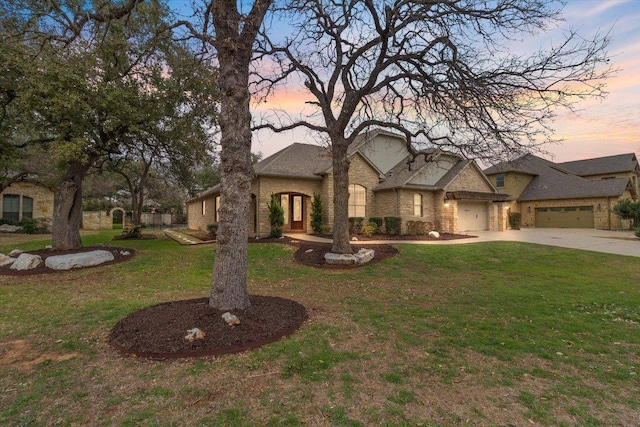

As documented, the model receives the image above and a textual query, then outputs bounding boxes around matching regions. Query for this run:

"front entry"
[291,195,304,230]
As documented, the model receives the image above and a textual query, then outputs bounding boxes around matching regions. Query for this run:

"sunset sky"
[169,0,640,164]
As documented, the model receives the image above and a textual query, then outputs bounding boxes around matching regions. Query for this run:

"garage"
[457,201,489,231]
[535,206,594,228]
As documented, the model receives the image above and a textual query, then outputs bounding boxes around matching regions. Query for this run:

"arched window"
[348,184,366,217]
[413,193,423,216]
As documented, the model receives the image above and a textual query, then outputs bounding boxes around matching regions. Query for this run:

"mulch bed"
[0,246,135,276]
[294,242,399,268]
[109,295,308,359]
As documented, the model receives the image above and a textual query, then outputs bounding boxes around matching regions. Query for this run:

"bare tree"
[176,0,274,310]
[255,0,613,254]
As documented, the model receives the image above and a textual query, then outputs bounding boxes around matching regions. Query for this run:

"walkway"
[286,228,640,258]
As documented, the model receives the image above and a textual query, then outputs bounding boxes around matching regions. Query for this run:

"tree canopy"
[255,0,614,253]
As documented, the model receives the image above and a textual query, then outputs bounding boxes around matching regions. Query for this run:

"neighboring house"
[484,153,640,229]
[187,130,509,237]
[0,180,55,222]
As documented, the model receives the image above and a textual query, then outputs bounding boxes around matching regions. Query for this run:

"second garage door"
[457,202,488,231]
[535,206,594,228]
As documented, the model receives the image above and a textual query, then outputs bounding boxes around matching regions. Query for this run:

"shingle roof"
[374,152,470,191]
[253,143,331,178]
[558,153,639,176]
[483,153,574,176]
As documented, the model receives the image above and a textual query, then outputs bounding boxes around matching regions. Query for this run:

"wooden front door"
[291,195,304,230]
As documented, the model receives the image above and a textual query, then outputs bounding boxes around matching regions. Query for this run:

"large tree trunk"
[209,35,253,311]
[51,161,90,250]
[331,138,352,254]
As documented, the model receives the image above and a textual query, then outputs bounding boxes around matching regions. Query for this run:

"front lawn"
[0,230,638,426]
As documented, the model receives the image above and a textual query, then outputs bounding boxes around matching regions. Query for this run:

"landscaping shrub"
[268,194,285,238]
[361,223,376,237]
[509,212,522,230]
[368,217,383,233]
[19,217,49,234]
[207,223,218,237]
[349,217,364,234]
[612,199,640,229]
[310,193,323,234]
[406,220,427,235]
[384,216,401,236]
[635,228,640,238]
[320,224,332,236]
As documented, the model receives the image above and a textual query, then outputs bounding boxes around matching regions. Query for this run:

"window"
[2,194,20,221]
[22,197,33,218]
[280,194,289,225]
[413,193,423,216]
[496,173,505,188]
[348,184,366,217]
[215,196,221,222]
[202,200,206,216]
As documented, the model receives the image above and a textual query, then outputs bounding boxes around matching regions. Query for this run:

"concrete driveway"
[469,228,640,258]
[289,228,640,258]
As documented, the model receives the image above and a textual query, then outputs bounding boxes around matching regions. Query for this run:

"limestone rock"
[45,250,115,270]
[222,312,241,326]
[8,249,23,257]
[325,248,375,265]
[119,250,131,256]
[0,254,15,267]
[428,231,440,238]
[185,328,206,342]
[10,253,43,270]
[305,249,314,253]
[351,237,359,241]
[0,224,22,233]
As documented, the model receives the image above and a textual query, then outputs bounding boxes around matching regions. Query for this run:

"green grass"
[0,231,638,426]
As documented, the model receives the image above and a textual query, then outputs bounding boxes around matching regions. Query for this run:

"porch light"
[444,202,450,208]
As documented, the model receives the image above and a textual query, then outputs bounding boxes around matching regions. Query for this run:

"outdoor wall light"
[597,203,602,211]
[444,202,450,208]
[528,206,531,212]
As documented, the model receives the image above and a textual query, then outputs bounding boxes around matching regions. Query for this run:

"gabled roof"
[374,151,469,191]
[483,153,574,176]
[253,143,331,179]
[483,153,635,201]
[558,153,639,177]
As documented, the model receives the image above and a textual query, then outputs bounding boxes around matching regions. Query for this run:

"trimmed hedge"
[384,216,401,236]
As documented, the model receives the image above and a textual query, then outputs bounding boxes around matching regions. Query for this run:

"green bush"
[613,199,640,229]
[368,217,383,233]
[384,216,401,236]
[361,224,376,237]
[268,194,285,238]
[635,228,640,238]
[349,217,364,234]
[508,212,522,230]
[19,217,49,234]
[207,223,218,237]
[310,193,323,234]
[406,221,427,235]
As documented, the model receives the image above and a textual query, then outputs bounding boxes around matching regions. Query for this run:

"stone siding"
[373,190,398,218]
[348,153,382,221]
[1,181,55,221]
[82,211,113,230]
[255,176,323,237]
[447,164,494,193]
[187,197,217,232]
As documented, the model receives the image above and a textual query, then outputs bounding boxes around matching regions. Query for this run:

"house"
[187,130,509,237]
[483,153,640,229]
[1,180,55,223]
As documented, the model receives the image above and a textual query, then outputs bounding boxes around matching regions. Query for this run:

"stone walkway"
[163,229,207,245]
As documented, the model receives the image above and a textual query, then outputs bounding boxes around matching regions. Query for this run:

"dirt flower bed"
[109,295,308,359]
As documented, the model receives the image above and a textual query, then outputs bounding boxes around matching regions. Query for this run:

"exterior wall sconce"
[528,206,531,213]
[597,203,602,211]
[444,202,450,208]
[504,205,510,210]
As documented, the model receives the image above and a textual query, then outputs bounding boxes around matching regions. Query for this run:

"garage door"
[535,206,594,228]
[457,202,488,231]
